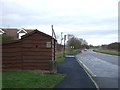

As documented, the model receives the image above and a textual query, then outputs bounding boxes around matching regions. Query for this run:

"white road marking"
[65,55,75,57]
[76,54,118,78]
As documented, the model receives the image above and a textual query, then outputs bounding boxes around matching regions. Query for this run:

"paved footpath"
[54,54,97,89]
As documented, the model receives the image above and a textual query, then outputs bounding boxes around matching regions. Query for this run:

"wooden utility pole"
[51,25,56,39]
[51,25,56,61]
[61,32,63,45]
[63,35,66,57]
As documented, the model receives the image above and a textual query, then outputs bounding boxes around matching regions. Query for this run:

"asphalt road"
[75,49,119,88]
[54,56,97,89]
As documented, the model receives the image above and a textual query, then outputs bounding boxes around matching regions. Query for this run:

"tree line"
[56,34,92,52]
[101,42,120,52]
[67,34,89,49]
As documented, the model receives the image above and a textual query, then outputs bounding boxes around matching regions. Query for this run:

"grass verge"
[2,71,66,88]
[56,49,81,63]
[93,49,120,56]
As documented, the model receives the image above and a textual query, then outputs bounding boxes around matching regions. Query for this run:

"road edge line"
[75,56,100,90]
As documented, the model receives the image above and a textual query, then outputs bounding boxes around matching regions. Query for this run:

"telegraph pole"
[60,32,63,45]
[63,35,66,57]
[51,25,56,39]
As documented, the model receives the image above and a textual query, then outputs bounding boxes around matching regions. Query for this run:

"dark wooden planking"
[2,48,21,53]
[2,43,21,48]
[22,39,51,43]
[22,66,49,70]
[3,56,21,59]
[23,59,48,63]
[22,44,46,48]
[2,30,56,70]
[3,61,22,63]
[23,56,51,60]
[2,53,21,56]
[22,52,51,56]
[22,33,51,40]
[22,63,48,66]
[22,49,52,52]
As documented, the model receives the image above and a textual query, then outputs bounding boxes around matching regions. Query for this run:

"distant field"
[93,49,120,56]
[2,71,66,88]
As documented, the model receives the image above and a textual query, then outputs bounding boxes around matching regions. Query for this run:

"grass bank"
[56,49,81,63]
[93,49,120,56]
[2,71,66,88]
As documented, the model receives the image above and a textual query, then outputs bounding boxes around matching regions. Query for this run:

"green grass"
[2,71,66,88]
[93,49,120,56]
[56,53,65,63]
[65,49,81,55]
[56,49,81,63]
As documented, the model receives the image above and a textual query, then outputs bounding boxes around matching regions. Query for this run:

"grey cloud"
[68,30,118,37]
[1,0,116,28]
[1,0,117,32]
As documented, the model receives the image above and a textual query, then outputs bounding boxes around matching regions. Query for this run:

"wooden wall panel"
[22,48,52,52]
[2,41,22,70]
[2,30,56,70]
[22,52,51,56]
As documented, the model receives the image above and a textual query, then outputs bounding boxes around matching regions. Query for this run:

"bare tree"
[67,35,88,49]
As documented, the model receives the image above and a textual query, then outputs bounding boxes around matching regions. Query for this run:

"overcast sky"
[0,0,119,46]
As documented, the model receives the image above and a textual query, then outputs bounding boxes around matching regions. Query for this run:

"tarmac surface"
[54,54,97,89]
[75,50,119,88]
